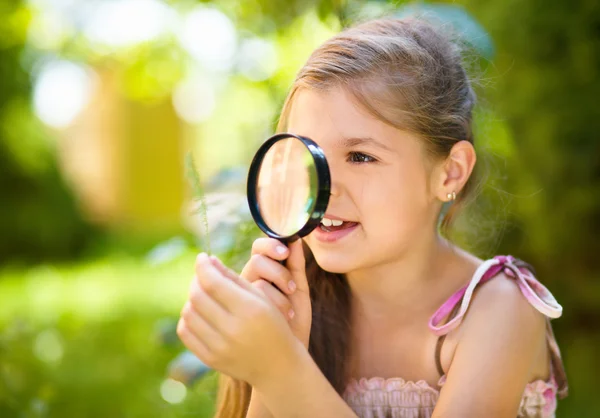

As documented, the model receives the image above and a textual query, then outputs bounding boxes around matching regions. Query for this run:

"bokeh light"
[33,329,64,364]
[160,378,187,404]
[177,7,237,72]
[81,0,175,48]
[237,37,279,81]
[32,59,96,128]
[172,76,217,124]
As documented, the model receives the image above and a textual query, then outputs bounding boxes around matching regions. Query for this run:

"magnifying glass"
[247,133,331,265]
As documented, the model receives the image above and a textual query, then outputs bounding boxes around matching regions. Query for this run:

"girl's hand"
[177,253,302,388]
[240,238,312,349]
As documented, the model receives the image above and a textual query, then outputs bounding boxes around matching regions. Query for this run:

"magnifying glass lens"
[247,133,330,245]
[256,137,318,237]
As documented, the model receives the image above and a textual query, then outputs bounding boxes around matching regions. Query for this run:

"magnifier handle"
[277,239,290,267]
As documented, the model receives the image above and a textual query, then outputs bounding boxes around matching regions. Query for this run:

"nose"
[325,159,342,198]
[329,180,341,197]
[322,149,342,197]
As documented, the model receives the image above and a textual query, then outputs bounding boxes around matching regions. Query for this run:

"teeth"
[321,217,344,227]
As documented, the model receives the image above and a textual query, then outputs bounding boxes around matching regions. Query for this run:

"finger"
[188,277,232,333]
[251,237,289,261]
[286,238,308,292]
[240,254,296,296]
[180,301,227,352]
[209,255,254,292]
[177,318,214,367]
[254,279,294,320]
[195,253,251,313]
[209,255,268,303]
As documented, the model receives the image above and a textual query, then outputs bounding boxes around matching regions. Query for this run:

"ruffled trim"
[344,377,439,410]
[345,376,443,397]
[344,376,559,418]
[344,377,439,418]
[520,377,558,417]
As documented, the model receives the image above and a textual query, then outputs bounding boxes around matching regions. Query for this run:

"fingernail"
[288,280,297,293]
[288,309,295,319]
[276,245,287,255]
[209,255,221,269]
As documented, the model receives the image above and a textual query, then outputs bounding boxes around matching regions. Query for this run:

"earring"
[446,191,456,201]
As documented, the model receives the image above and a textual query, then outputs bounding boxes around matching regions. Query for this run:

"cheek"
[359,166,431,227]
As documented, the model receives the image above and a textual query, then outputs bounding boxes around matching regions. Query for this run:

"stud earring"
[446,191,456,201]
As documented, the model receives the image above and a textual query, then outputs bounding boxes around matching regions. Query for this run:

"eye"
[347,151,377,164]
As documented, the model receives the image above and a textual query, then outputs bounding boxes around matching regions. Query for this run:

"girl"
[177,17,568,418]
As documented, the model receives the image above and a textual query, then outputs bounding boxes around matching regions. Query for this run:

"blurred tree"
[0,0,96,264]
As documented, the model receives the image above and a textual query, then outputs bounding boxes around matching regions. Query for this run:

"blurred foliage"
[458,1,600,414]
[0,0,598,417]
[0,0,97,265]
[0,216,261,417]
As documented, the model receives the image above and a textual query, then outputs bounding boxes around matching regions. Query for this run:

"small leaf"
[185,152,211,255]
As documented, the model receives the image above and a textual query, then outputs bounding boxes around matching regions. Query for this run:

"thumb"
[286,238,308,291]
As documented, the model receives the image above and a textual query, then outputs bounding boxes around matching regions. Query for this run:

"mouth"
[314,219,360,243]
[318,221,359,232]
[319,213,358,232]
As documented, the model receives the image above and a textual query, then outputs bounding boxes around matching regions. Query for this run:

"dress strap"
[546,318,569,398]
[428,255,563,337]
[434,301,463,377]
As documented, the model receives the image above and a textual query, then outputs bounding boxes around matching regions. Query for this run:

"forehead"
[286,87,413,152]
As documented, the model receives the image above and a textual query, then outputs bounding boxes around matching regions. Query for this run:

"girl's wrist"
[247,389,274,418]
[253,338,308,397]
[251,341,357,418]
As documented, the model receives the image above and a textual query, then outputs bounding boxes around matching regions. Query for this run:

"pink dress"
[343,255,569,418]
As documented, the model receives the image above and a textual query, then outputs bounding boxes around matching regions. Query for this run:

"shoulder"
[433,268,550,416]
[459,269,547,343]
[431,253,552,341]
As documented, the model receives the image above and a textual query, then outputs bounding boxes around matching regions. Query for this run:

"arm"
[432,273,548,418]
[246,390,273,418]
[251,340,358,418]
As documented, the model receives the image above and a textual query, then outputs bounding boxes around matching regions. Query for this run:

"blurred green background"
[0,0,597,416]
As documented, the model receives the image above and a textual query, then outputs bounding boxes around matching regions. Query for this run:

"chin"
[309,251,356,274]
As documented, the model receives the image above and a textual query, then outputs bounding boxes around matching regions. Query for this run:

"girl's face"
[287,86,442,274]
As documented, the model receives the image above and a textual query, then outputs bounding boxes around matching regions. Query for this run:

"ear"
[431,140,476,202]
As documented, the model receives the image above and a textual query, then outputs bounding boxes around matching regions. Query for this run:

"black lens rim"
[247,133,331,243]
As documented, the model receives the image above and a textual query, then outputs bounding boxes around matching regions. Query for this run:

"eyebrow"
[336,136,394,153]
